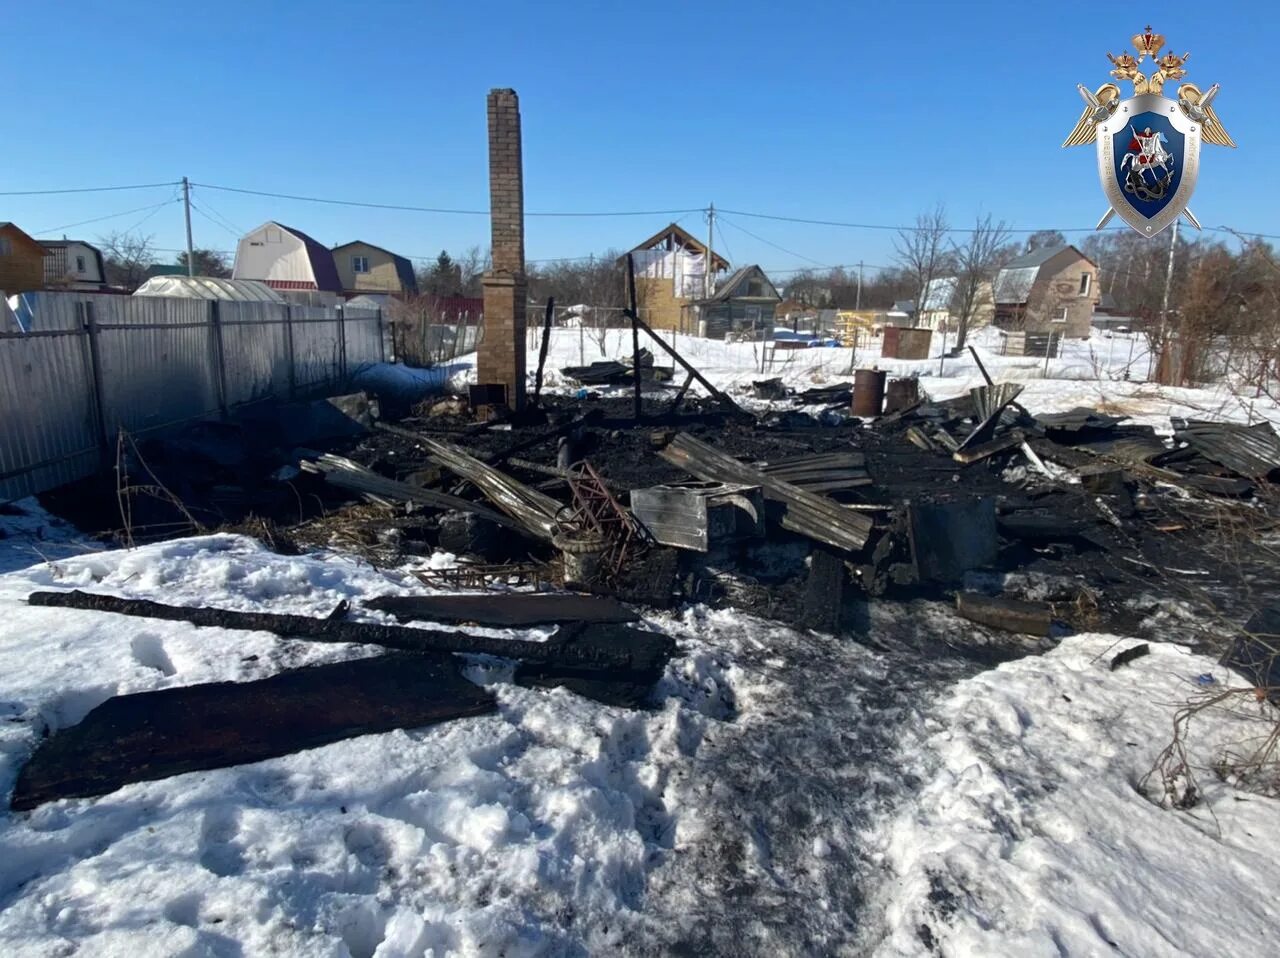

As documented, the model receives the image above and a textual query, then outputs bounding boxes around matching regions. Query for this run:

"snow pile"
[866,635,1280,956]
[0,535,735,956]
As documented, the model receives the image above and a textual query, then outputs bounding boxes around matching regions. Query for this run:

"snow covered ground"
[3,330,1280,955]
[2,524,1278,955]
[423,324,1280,435]
[865,635,1280,957]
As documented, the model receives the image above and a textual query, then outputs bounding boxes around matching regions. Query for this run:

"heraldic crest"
[1063,26,1234,236]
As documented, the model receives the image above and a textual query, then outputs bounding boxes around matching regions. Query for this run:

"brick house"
[993,245,1100,338]
[0,222,47,293]
[331,241,418,297]
[619,223,729,332]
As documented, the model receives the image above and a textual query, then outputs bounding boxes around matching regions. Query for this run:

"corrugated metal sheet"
[1171,418,1280,478]
[993,266,1040,304]
[290,306,342,390]
[221,301,291,405]
[0,292,388,502]
[0,324,99,501]
[95,297,221,437]
[342,306,384,367]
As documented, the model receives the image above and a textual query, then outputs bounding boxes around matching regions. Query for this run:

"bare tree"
[893,205,951,317]
[97,231,156,291]
[457,245,490,297]
[951,214,1011,348]
[1024,229,1067,253]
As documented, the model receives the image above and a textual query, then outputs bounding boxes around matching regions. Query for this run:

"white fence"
[0,293,384,501]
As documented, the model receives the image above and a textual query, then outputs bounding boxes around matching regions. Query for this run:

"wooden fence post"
[337,304,348,386]
[79,301,111,468]
[209,299,229,417]
[284,304,297,399]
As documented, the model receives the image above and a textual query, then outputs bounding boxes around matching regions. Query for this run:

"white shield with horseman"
[1095,93,1200,236]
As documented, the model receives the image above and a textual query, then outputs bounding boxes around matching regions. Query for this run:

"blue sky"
[2,1,1275,279]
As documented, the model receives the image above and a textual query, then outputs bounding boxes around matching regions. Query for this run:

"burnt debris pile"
[16,365,1280,810]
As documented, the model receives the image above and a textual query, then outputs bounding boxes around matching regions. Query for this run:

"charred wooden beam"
[11,652,496,811]
[364,593,637,627]
[26,591,674,676]
[955,592,1053,636]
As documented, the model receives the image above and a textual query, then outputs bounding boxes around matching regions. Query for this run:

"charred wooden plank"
[956,592,1053,636]
[26,591,674,675]
[1110,643,1150,670]
[364,593,638,627]
[11,652,496,811]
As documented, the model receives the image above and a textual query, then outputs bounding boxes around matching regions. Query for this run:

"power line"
[0,180,181,197]
[716,214,830,267]
[190,181,702,219]
[189,202,242,239]
[33,198,180,237]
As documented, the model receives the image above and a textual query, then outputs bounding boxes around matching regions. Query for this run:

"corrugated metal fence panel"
[291,306,341,390]
[0,326,99,501]
[1,292,391,501]
[95,297,221,437]
[342,307,383,368]
[220,301,291,406]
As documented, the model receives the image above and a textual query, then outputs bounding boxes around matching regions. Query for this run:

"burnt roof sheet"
[1170,418,1280,479]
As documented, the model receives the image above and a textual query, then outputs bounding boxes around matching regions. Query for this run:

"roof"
[145,264,189,279]
[993,244,1099,304]
[332,240,418,294]
[274,223,342,292]
[920,276,958,312]
[697,265,781,304]
[890,299,916,314]
[0,222,48,255]
[620,223,730,272]
[132,276,286,303]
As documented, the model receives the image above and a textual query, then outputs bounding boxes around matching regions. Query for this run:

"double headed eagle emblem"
[1063,26,1234,236]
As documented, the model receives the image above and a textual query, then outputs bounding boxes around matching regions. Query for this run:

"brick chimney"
[477,88,527,410]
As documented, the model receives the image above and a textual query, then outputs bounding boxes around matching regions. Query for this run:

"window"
[1079,272,1091,296]
[0,237,10,255]
[75,255,86,274]
[352,255,369,274]
[1053,307,1069,324]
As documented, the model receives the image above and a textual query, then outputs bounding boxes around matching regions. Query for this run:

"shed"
[693,265,782,340]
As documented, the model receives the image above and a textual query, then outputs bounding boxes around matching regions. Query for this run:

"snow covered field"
[385,324,1280,435]
[3,333,1280,955]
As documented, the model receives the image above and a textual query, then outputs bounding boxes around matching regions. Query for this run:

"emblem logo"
[1063,26,1234,236]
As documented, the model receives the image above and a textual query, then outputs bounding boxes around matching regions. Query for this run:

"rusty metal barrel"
[851,369,887,417]
[884,377,920,414]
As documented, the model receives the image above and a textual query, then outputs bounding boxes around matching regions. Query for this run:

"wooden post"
[283,304,297,399]
[209,299,229,417]
[532,297,554,405]
[628,254,642,421]
[79,301,111,468]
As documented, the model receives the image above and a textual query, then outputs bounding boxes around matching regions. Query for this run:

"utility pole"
[705,202,715,299]
[1156,218,1179,383]
[182,176,195,278]
[856,261,864,310]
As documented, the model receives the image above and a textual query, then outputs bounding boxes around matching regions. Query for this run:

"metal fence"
[0,292,385,501]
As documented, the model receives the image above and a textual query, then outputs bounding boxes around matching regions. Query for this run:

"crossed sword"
[1078,83,1205,231]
